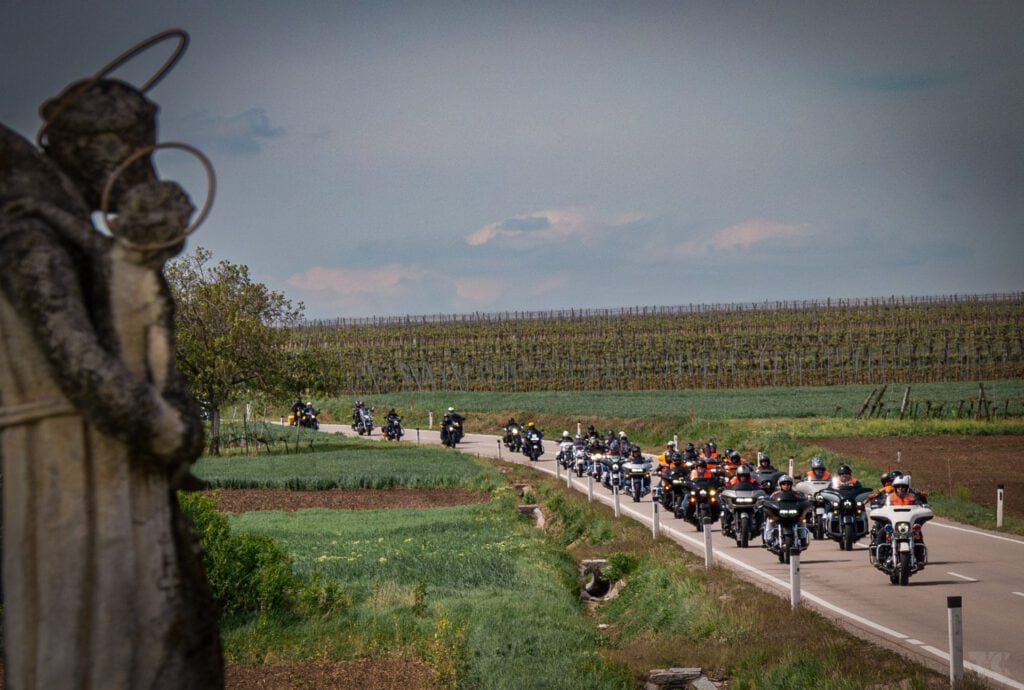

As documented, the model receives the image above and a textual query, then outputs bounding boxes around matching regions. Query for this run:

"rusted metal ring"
[99,141,216,251]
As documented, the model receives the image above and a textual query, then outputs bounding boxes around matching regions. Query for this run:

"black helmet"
[810,457,826,471]
[729,450,741,461]
[696,458,707,468]
[759,455,771,466]
[880,472,893,485]
[684,442,695,452]
[778,474,794,486]
[736,464,751,477]
[838,464,852,476]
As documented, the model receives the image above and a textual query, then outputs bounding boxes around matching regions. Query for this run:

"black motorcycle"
[503,423,523,452]
[681,475,723,532]
[523,429,544,462]
[292,403,320,430]
[720,483,767,548]
[441,418,463,448]
[761,494,811,564]
[820,482,873,550]
[384,415,404,441]
[623,456,653,503]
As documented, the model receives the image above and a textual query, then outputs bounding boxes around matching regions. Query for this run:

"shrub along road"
[318,421,1024,690]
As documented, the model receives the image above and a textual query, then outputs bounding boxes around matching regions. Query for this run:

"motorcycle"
[819,481,873,550]
[720,482,767,548]
[573,445,591,477]
[383,415,404,441]
[794,477,832,540]
[352,406,374,436]
[623,455,653,503]
[600,454,625,491]
[291,403,320,430]
[681,475,723,532]
[760,493,811,564]
[753,467,784,494]
[503,424,523,452]
[441,419,463,447]
[556,440,576,470]
[523,429,544,461]
[868,503,933,585]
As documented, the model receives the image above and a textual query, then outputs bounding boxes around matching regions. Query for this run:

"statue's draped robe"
[0,124,221,689]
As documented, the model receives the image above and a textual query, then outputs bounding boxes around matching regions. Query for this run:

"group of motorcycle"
[502,421,545,461]
[350,402,405,441]
[549,438,934,584]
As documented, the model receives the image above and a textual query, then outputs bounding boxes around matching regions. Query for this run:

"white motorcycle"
[794,478,831,540]
[867,503,934,585]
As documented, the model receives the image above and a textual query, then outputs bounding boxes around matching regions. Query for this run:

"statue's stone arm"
[0,218,200,466]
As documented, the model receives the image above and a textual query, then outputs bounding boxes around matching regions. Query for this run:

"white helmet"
[447,407,455,412]
[893,476,911,488]
[562,430,571,438]
[619,431,627,438]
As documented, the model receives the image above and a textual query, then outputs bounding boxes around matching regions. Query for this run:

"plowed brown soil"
[809,435,1024,519]
[211,486,491,513]
[226,659,439,690]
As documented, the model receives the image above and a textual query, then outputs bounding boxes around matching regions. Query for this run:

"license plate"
[898,542,910,552]
[816,508,824,515]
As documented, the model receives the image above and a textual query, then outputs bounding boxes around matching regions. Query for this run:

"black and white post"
[947,596,964,685]
[614,485,621,518]
[652,501,660,540]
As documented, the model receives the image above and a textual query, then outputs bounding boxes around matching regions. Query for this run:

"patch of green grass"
[222,487,632,688]
[307,380,1024,427]
[193,439,501,490]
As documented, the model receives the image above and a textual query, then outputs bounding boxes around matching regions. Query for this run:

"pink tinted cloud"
[287,264,426,298]
[669,219,812,259]
[466,208,645,248]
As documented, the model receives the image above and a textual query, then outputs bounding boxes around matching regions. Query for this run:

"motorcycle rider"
[722,464,760,530]
[290,397,305,425]
[764,474,810,548]
[703,440,720,459]
[657,440,679,468]
[557,430,574,464]
[758,454,778,472]
[689,458,714,480]
[867,471,900,507]
[610,431,631,456]
[352,400,366,426]
[888,475,926,506]
[806,456,831,481]
[831,463,859,488]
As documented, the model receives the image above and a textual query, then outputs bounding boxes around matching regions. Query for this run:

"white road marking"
[947,571,979,582]
[1013,592,1024,598]
[906,639,924,645]
[931,521,1024,545]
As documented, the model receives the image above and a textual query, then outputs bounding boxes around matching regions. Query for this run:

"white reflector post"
[948,596,964,685]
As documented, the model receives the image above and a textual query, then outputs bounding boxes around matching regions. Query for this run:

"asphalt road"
[327,423,1024,689]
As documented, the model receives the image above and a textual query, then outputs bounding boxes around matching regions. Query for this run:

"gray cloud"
[175,108,284,155]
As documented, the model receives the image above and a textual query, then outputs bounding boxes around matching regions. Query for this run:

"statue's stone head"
[39,79,158,210]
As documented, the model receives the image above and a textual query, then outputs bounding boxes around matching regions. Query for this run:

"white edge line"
[931,521,1024,545]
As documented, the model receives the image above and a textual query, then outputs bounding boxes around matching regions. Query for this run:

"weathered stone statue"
[0,30,223,688]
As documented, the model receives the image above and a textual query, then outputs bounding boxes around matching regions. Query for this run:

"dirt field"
[810,435,1024,519]
[212,486,491,513]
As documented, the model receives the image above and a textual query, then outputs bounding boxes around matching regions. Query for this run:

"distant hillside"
[286,293,1024,394]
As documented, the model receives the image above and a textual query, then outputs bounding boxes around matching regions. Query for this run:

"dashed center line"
[947,572,979,582]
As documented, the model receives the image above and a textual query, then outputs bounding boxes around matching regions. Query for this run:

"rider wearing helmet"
[806,457,831,481]
[657,440,679,468]
[888,475,923,506]
[727,464,759,487]
[771,474,798,499]
[704,440,719,459]
[689,458,713,480]
[757,453,777,472]
[832,463,858,487]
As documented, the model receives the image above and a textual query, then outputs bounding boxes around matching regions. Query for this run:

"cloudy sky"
[3,1,1022,319]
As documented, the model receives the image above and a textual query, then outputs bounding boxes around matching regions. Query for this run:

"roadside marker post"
[790,548,801,609]
[496,440,502,460]
[566,465,572,489]
[555,460,561,479]
[652,501,660,540]
[948,596,964,686]
[703,518,714,569]
[614,485,621,517]
[997,484,1005,528]
[588,474,594,502]
[416,428,420,445]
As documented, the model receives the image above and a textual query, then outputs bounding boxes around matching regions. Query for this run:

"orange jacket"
[888,491,919,506]
[806,470,831,480]
[727,476,759,487]
[690,469,714,480]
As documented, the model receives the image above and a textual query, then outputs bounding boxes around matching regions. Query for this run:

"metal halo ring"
[36,29,189,147]
[99,141,216,251]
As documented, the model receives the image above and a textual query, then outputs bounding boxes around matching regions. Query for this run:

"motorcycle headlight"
[780,509,798,517]
[896,522,911,535]
[612,463,620,471]
[736,497,753,505]
[699,489,707,496]
[843,500,852,508]
[672,479,682,485]
[709,489,716,497]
